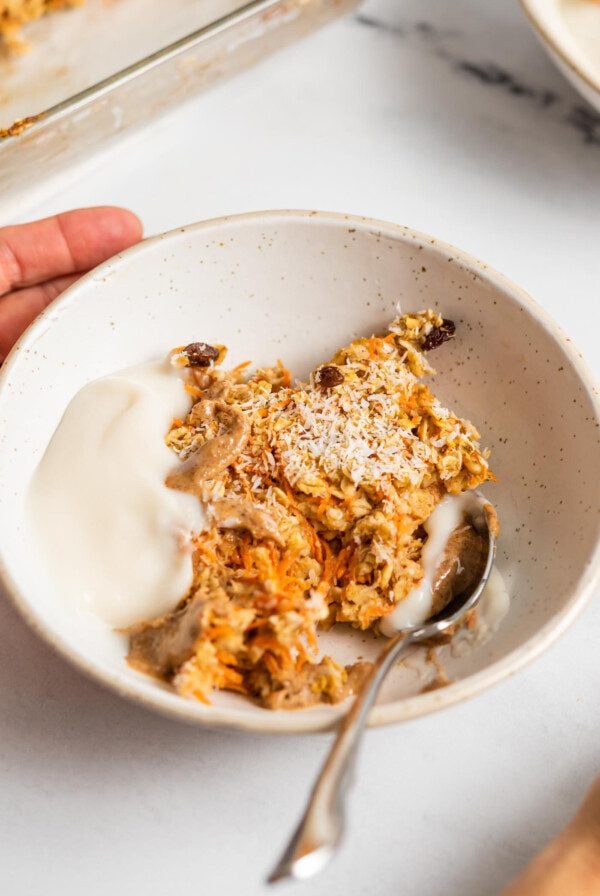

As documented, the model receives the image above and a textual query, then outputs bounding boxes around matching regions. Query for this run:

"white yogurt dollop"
[477,565,510,634]
[28,360,204,628]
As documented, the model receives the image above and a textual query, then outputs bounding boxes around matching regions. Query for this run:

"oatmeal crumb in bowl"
[0,0,82,53]
[0,211,598,733]
[125,312,497,710]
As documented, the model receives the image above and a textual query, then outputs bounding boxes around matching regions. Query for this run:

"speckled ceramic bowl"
[520,0,600,112]
[0,210,599,734]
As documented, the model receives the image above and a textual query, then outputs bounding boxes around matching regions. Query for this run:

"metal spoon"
[268,500,497,884]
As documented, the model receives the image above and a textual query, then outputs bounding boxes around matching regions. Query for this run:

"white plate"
[521,0,600,112]
[0,210,599,734]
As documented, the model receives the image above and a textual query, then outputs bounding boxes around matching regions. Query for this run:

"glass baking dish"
[0,0,358,212]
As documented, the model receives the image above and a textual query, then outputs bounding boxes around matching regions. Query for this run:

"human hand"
[501,775,600,895]
[0,207,143,362]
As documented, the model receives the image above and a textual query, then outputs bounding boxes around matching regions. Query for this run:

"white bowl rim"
[519,0,600,98]
[1,208,599,735]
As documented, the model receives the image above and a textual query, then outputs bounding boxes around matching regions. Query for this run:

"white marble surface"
[1,1,600,894]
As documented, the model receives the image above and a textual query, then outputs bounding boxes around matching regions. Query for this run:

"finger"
[0,207,142,295]
[0,274,80,361]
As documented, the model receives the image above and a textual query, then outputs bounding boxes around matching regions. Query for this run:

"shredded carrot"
[216,649,238,665]
[277,362,291,388]
[184,383,205,398]
[205,624,236,640]
[263,653,280,676]
[184,686,211,705]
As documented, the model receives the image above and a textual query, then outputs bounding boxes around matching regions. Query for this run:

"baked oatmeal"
[126,310,495,709]
[0,0,82,53]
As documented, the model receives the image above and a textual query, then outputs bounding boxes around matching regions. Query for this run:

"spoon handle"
[268,629,415,884]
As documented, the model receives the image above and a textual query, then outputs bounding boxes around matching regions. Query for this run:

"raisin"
[422,319,455,351]
[316,365,344,389]
[184,342,219,367]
